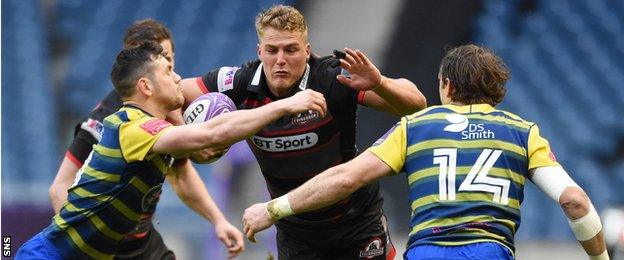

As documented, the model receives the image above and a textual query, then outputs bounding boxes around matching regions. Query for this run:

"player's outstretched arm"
[167,159,244,258]
[336,47,426,116]
[49,155,81,213]
[531,166,609,260]
[152,89,327,157]
[242,151,393,242]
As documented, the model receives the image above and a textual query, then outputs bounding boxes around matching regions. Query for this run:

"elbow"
[559,187,590,220]
[398,79,427,114]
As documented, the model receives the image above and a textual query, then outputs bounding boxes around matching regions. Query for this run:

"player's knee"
[559,187,590,220]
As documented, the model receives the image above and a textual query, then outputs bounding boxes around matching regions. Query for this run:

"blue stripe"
[407,176,525,204]
[99,128,120,149]
[405,151,528,179]
[408,221,516,251]
[406,122,529,148]
[409,201,520,229]
[89,152,126,173]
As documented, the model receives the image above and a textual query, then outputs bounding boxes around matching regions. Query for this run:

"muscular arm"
[530,166,609,259]
[167,160,244,257]
[336,48,426,116]
[362,77,427,116]
[181,77,206,108]
[49,154,81,213]
[152,89,327,157]
[242,151,394,241]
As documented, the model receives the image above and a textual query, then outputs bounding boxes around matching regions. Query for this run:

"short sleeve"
[119,117,173,162]
[366,117,407,174]
[527,124,560,170]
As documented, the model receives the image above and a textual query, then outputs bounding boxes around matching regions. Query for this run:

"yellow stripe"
[409,214,517,236]
[408,166,525,185]
[407,111,532,130]
[110,199,140,220]
[66,226,113,260]
[407,139,526,158]
[105,114,123,125]
[83,166,120,182]
[94,145,122,158]
[411,194,521,210]
[88,214,124,241]
[130,177,150,194]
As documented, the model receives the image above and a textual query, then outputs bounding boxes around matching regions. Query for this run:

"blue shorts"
[406,242,514,260]
[15,232,62,260]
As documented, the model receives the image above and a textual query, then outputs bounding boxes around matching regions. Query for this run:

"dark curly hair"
[439,44,510,106]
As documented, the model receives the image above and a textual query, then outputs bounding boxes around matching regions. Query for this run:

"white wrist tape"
[568,203,602,241]
[265,195,294,220]
[588,250,609,260]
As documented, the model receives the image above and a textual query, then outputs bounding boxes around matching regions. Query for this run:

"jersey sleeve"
[67,90,123,166]
[527,124,560,170]
[119,117,174,162]
[366,117,407,174]
[198,61,257,103]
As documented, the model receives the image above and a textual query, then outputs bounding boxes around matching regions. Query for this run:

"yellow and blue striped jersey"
[368,104,559,253]
[42,106,175,259]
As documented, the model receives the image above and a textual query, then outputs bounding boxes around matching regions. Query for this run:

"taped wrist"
[265,195,294,220]
[568,203,602,241]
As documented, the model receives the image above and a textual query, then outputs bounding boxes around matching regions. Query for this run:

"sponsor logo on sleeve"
[549,150,557,162]
[217,67,240,92]
[81,118,105,141]
[373,123,399,146]
[140,119,172,135]
[251,133,318,152]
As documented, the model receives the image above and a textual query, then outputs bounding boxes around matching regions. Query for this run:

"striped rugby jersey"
[368,104,559,254]
[42,106,175,259]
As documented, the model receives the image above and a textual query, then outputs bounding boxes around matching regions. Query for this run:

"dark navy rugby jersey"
[198,55,383,228]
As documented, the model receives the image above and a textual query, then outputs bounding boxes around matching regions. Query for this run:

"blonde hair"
[255,5,308,41]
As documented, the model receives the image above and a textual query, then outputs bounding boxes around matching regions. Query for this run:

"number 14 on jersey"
[433,148,510,205]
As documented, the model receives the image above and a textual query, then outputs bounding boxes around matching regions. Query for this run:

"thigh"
[334,216,393,260]
[276,228,325,260]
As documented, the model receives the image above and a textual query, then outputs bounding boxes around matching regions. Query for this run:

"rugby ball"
[183,93,237,163]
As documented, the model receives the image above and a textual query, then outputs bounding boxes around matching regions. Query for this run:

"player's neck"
[123,101,167,119]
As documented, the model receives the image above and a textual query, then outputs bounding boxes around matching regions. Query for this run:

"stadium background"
[2,0,623,259]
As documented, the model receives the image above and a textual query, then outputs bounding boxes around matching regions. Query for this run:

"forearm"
[288,164,357,213]
[372,76,426,115]
[168,161,227,224]
[49,156,81,213]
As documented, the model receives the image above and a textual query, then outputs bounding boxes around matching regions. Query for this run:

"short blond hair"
[255,5,308,41]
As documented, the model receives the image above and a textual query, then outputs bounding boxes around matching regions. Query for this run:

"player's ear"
[305,43,311,60]
[137,77,153,96]
[257,43,262,60]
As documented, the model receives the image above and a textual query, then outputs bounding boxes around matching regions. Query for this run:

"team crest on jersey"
[217,67,240,92]
[291,111,320,125]
[141,184,163,212]
[140,119,171,135]
[359,237,384,258]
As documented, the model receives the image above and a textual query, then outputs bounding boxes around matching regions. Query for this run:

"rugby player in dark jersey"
[47,19,244,259]
[180,5,427,259]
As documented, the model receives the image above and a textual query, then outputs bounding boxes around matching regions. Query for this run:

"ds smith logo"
[443,113,495,140]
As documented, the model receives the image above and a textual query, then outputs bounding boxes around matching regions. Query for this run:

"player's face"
[258,27,310,97]
[159,39,175,69]
[151,56,183,110]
